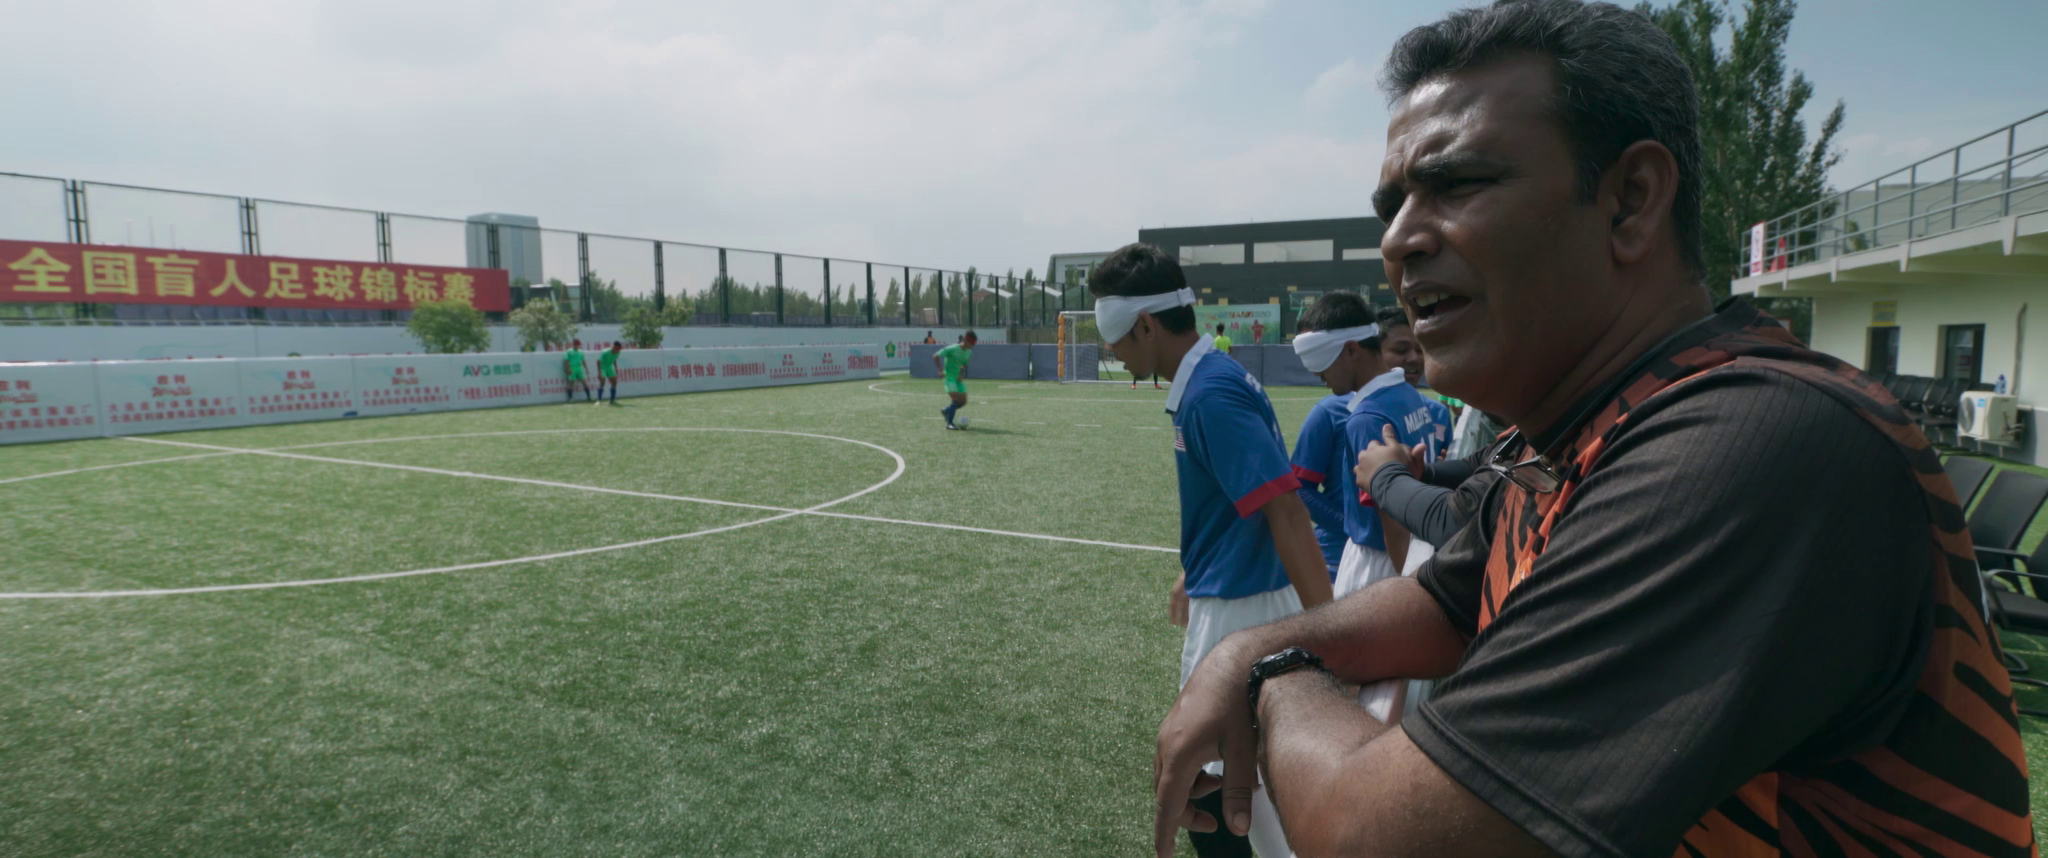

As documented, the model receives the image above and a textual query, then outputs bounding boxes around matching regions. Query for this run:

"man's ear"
[1605,139,1681,267]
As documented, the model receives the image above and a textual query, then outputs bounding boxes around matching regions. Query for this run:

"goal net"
[1056,311,1134,384]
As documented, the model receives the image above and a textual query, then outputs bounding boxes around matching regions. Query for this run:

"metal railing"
[1736,109,2048,278]
[0,171,1089,329]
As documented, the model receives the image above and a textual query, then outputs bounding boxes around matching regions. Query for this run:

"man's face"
[1312,341,1376,396]
[1375,55,1623,416]
[1378,323,1424,386]
[964,337,977,350]
[1107,316,1158,378]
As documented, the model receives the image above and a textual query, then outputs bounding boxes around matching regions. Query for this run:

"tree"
[660,294,694,327]
[582,270,633,323]
[1643,0,1843,340]
[407,299,491,354]
[621,305,666,349]
[509,300,578,351]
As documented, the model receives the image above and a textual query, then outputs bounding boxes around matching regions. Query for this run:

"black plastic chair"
[1945,456,1997,510]
[1977,541,2048,718]
[1970,472,2048,590]
[1970,472,2048,551]
[1894,376,1933,416]
[1919,378,1966,443]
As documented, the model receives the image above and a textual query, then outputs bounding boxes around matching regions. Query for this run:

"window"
[1253,240,1333,263]
[1866,327,1899,374]
[1341,247,1382,260]
[1177,244,1244,266]
[1938,324,1985,386]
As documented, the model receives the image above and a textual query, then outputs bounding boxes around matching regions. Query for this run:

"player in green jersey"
[595,341,622,404]
[935,331,976,429]
[563,339,593,403]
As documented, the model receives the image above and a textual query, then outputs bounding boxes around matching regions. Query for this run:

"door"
[1938,324,1985,386]
[1866,326,1899,374]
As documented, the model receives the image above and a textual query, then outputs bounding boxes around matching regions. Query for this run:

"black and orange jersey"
[1409,299,2035,857]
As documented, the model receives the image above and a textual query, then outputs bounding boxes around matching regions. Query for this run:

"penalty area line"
[120,433,1178,555]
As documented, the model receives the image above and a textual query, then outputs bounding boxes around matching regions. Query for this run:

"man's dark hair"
[1297,291,1384,350]
[1090,243,1195,334]
[963,330,978,341]
[1217,323,1227,334]
[1381,0,1704,278]
[1376,306,1411,332]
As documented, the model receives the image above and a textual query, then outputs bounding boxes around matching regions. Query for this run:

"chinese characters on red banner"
[0,240,510,311]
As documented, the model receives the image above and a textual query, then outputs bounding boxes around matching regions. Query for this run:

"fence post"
[865,263,875,326]
[823,258,832,327]
[718,248,729,325]
[654,242,666,312]
[903,268,911,326]
[375,213,393,263]
[2004,125,2017,218]
[577,233,591,322]
[774,253,784,326]
[63,180,89,244]
[238,198,260,255]
[937,271,946,328]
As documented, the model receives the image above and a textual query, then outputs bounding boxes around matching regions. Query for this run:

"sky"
[0,0,2041,285]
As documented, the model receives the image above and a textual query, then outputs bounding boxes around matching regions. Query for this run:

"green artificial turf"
[3,375,2044,855]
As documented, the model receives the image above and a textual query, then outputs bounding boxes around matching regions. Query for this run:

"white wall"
[0,344,885,446]
[1808,278,2048,464]
[0,324,1004,370]
[1811,280,2046,399]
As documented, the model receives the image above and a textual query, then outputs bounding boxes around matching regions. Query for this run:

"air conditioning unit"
[1959,391,2022,444]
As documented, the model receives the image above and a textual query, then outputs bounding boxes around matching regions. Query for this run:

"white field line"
[0,428,1173,598]
[263,430,1174,553]
[0,450,246,486]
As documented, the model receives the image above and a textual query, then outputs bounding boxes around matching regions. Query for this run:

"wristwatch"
[1246,646,1324,725]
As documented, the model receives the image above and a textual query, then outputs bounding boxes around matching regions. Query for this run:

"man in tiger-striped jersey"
[1148,2,2033,856]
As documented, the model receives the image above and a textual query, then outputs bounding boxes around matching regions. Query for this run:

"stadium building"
[1734,109,2048,464]
[1136,216,1392,338]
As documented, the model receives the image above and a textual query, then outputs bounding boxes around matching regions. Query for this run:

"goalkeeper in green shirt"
[563,339,594,403]
[596,341,622,404]
[934,331,976,430]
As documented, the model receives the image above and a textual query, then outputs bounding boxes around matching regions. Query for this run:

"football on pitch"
[955,416,971,429]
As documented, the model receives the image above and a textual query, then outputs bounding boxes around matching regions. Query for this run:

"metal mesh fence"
[0,172,1027,329]
[255,201,378,262]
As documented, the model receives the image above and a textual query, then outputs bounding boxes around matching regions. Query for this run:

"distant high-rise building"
[465,213,544,287]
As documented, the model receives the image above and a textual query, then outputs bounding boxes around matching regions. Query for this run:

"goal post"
[1055,311,1127,384]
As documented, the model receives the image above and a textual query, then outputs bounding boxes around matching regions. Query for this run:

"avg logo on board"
[462,364,523,377]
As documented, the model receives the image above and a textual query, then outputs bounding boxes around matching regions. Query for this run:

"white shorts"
[1335,541,1435,724]
[1182,585,1304,687]
[1181,585,1303,858]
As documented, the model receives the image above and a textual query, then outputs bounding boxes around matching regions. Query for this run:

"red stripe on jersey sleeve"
[1235,472,1303,519]
[1291,464,1326,484]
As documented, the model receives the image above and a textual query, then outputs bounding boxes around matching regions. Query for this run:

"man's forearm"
[1212,576,1464,690]
[1382,513,1413,572]
[1261,492,1332,609]
[1255,668,1552,858]
[1255,669,1394,851]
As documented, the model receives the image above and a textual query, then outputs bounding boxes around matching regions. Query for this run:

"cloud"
[0,0,1358,275]
[1303,58,1370,112]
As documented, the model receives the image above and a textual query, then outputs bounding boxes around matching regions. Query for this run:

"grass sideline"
[0,375,2042,854]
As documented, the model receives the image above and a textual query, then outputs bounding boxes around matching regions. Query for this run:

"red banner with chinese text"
[0,240,511,311]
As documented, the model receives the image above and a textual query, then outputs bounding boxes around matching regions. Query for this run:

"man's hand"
[1355,424,1426,491]
[1153,637,1262,858]
[1168,576,1189,628]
